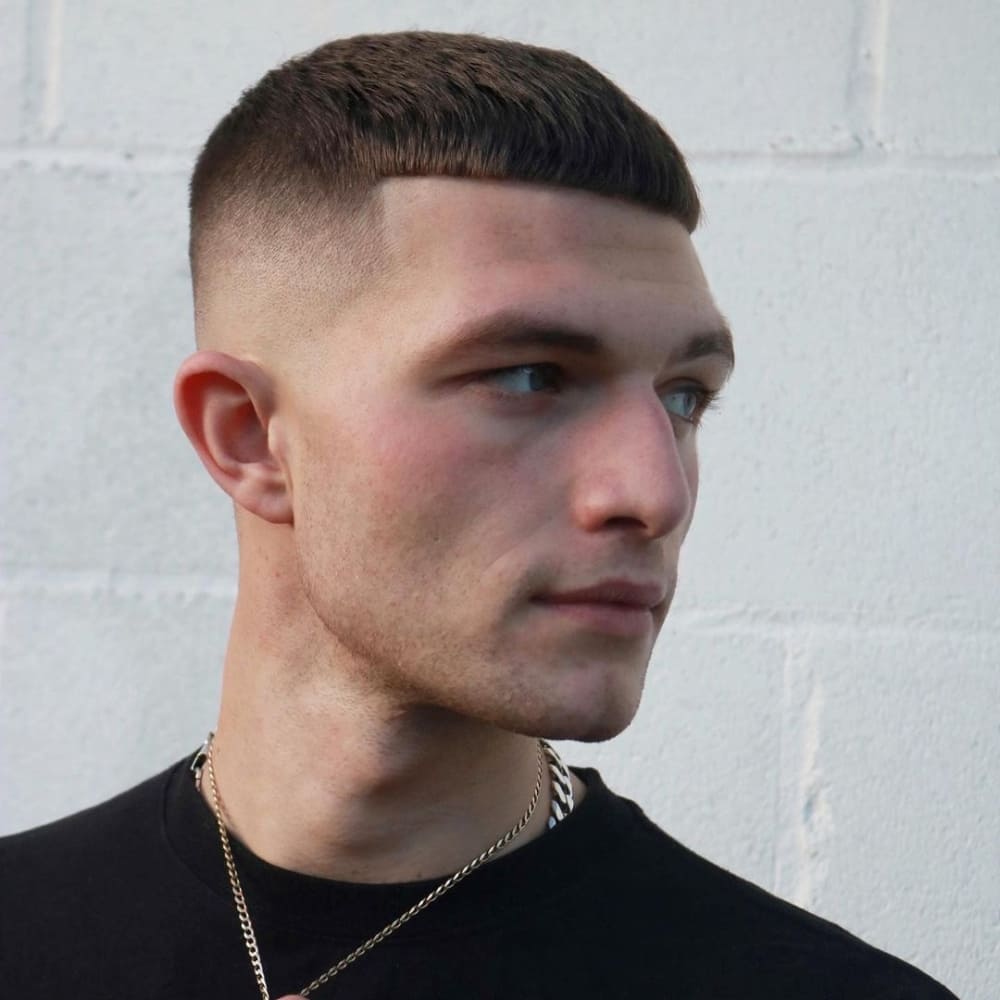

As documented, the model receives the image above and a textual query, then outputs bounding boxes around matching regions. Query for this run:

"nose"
[569,388,695,540]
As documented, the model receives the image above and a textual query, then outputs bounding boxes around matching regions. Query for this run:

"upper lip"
[535,579,666,609]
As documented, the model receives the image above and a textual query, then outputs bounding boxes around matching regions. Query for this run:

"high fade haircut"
[188,31,701,351]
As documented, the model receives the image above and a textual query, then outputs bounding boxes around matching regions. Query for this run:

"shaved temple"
[190,190,388,367]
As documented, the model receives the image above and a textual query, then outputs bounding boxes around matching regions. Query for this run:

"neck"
[202,584,582,884]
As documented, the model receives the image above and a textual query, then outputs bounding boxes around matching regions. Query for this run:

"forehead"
[361,178,723,362]
[378,176,708,286]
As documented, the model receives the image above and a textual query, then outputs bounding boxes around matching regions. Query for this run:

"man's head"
[176,32,733,742]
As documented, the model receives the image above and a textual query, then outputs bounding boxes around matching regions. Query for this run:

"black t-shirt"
[0,755,957,999]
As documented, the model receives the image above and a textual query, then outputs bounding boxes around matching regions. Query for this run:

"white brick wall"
[1,4,996,998]
[881,0,1000,155]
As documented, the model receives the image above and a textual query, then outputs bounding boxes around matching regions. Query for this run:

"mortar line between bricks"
[791,649,831,911]
[0,147,997,177]
[668,615,999,640]
[21,0,47,135]
[0,148,194,172]
[772,631,823,906]
[770,634,795,895]
[847,0,891,143]
[40,0,64,139]
[690,151,1000,175]
[0,569,236,599]
[870,0,891,140]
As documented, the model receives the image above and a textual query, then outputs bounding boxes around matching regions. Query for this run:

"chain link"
[202,735,545,999]
[205,744,273,1000]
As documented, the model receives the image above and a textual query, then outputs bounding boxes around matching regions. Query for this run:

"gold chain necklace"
[197,734,545,999]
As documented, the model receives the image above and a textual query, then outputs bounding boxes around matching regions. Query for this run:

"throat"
[192,725,578,885]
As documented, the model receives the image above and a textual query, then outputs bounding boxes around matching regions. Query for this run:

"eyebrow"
[422,311,735,375]
[675,328,736,371]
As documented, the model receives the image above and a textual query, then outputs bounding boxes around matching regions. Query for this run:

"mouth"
[530,599,654,637]
[530,579,664,638]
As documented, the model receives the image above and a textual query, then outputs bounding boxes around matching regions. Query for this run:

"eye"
[477,363,565,396]
[661,384,720,425]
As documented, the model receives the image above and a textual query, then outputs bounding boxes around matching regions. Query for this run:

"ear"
[173,351,293,525]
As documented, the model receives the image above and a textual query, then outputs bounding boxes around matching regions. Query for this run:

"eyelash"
[475,363,723,427]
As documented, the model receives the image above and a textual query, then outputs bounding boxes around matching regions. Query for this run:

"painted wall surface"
[1,3,997,997]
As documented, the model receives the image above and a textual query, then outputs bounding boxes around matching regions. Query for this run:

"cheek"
[676,446,700,538]
[371,414,474,501]
[358,405,522,550]
[687,448,700,505]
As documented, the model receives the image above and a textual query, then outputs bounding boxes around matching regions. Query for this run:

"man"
[0,31,955,999]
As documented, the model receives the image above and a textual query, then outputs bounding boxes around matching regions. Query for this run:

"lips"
[529,579,666,638]
[534,579,667,610]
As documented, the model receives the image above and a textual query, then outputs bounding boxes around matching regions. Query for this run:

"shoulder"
[582,775,957,999]
[0,760,181,901]
[0,760,200,992]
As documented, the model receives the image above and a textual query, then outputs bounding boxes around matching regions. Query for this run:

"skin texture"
[174,177,733,884]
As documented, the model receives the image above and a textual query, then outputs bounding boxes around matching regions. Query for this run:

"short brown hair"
[189,31,700,331]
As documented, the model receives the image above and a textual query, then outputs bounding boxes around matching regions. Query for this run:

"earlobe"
[173,351,293,525]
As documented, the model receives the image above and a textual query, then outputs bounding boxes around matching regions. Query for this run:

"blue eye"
[663,386,705,421]
[481,364,564,395]
[477,367,720,425]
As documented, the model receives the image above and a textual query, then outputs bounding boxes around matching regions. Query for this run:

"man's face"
[280,178,732,741]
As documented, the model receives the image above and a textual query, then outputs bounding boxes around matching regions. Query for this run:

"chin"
[491,682,644,744]
[539,704,639,744]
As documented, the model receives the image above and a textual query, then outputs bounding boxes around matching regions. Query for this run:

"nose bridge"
[572,386,693,538]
